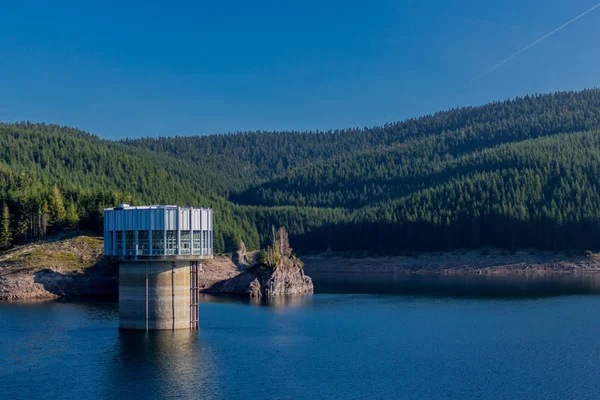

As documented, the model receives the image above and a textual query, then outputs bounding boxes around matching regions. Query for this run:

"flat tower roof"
[104,204,210,211]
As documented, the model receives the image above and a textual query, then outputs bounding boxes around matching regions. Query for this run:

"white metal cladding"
[165,208,178,230]
[103,205,213,257]
[179,208,190,231]
[201,209,209,230]
[191,209,201,230]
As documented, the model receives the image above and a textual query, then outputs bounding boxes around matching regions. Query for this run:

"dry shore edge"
[2,235,600,301]
[302,249,600,276]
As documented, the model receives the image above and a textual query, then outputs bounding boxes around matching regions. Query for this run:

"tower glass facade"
[103,205,213,258]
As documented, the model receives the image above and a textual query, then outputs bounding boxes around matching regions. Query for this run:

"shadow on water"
[309,272,600,299]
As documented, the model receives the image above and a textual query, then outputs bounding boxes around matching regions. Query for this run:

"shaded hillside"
[292,133,600,252]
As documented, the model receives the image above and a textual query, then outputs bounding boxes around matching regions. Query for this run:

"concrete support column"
[119,262,192,330]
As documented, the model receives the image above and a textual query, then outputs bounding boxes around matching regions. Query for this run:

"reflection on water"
[106,330,214,399]
[200,293,313,308]
[249,295,314,308]
[309,271,600,298]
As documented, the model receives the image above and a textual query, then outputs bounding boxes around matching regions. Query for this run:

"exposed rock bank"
[0,231,314,301]
[0,233,118,301]
[302,249,600,276]
[199,229,314,297]
[201,258,314,297]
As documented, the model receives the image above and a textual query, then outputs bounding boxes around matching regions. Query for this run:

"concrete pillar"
[119,262,192,330]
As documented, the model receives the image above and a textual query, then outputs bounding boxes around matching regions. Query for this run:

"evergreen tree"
[65,203,79,228]
[49,184,66,226]
[41,202,49,237]
[1,203,12,249]
[15,215,28,243]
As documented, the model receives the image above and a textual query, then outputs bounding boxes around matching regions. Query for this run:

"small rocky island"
[200,227,314,297]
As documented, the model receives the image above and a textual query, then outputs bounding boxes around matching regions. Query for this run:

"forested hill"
[3,89,600,253]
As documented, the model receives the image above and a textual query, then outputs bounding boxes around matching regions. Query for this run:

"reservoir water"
[3,273,600,399]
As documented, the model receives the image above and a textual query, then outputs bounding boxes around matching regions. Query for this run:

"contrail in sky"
[384,112,397,122]
[470,2,600,84]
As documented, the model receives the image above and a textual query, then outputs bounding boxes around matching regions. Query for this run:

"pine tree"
[1,204,12,249]
[65,203,79,228]
[276,226,291,257]
[15,215,29,242]
[41,201,49,236]
[48,184,66,226]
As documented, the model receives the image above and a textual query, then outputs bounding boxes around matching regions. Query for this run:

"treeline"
[4,89,600,254]
[0,168,126,248]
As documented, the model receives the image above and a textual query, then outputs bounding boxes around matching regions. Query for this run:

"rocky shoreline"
[0,255,314,301]
[0,233,314,301]
[302,249,600,276]
[0,235,118,301]
[3,234,600,301]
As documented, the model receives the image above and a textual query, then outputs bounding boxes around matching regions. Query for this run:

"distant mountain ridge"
[3,89,600,253]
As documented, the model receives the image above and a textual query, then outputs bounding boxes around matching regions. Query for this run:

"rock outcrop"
[202,227,314,297]
[232,241,255,268]
[263,262,314,296]
[209,262,314,297]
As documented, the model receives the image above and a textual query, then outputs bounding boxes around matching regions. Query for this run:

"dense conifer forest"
[3,89,600,254]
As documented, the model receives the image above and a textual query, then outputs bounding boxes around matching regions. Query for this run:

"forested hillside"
[3,89,600,253]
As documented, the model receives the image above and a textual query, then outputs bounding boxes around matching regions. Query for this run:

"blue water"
[3,274,600,399]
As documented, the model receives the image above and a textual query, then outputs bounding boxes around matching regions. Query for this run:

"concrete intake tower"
[104,204,213,330]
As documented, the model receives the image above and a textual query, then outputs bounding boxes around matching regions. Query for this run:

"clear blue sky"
[1,0,599,139]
